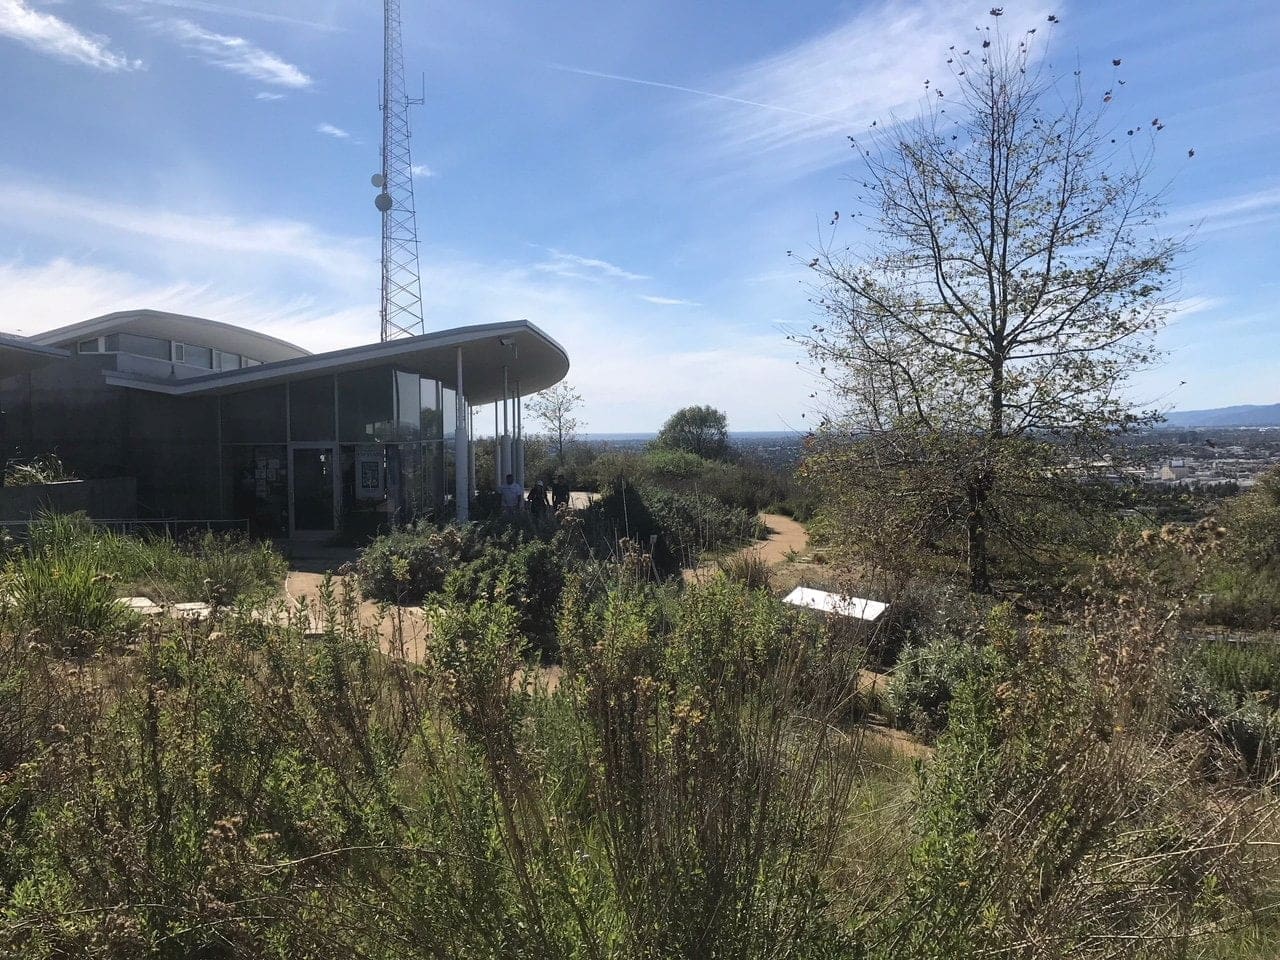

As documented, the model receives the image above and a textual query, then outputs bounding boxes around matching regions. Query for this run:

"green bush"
[1192,640,1280,697]
[2,518,142,654]
[357,524,481,603]
[888,627,995,738]
[18,512,286,605]
[887,603,1270,956]
[1173,641,1280,778]
[580,481,765,575]
[443,537,569,656]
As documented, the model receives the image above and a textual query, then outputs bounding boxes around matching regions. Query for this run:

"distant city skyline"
[0,0,1276,431]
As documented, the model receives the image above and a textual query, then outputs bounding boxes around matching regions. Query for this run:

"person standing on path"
[499,473,525,515]
[528,479,549,518]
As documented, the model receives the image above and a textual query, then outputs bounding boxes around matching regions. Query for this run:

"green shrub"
[443,537,569,656]
[581,481,765,575]
[1192,640,1280,697]
[888,628,995,738]
[716,550,773,591]
[357,524,481,603]
[2,550,136,654]
[1173,641,1280,778]
[888,603,1271,956]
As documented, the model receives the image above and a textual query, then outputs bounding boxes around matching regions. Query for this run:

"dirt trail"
[284,569,432,662]
[685,512,810,583]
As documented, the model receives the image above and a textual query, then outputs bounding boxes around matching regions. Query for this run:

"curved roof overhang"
[101,319,570,405]
[32,309,309,363]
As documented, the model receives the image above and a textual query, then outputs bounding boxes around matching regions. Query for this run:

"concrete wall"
[0,477,137,522]
[123,390,222,520]
[1,353,222,520]
[1,354,129,478]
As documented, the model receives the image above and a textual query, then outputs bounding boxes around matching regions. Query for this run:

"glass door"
[291,446,336,534]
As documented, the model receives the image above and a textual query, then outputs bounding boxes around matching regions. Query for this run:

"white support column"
[467,406,476,499]
[500,365,511,480]
[493,402,502,490]
[454,347,469,523]
[513,380,525,488]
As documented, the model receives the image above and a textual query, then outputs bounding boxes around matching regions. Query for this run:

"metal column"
[454,347,469,523]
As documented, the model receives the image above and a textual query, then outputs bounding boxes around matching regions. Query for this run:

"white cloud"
[1173,183,1280,235]
[255,90,284,101]
[316,122,350,139]
[0,0,141,70]
[417,254,810,431]
[410,164,435,179]
[639,294,700,306]
[566,0,1047,180]
[126,0,340,32]
[0,257,375,349]
[162,18,311,88]
[534,249,649,283]
[0,178,374,284]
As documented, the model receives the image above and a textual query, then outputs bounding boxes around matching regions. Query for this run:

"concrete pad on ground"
[169,601,212,621]
[117,596,162,616]
[783,587,887,622]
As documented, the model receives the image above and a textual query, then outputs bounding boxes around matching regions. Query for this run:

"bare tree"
[527,382,585,462]
[798,17,1183,592]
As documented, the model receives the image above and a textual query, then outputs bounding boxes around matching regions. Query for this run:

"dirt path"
[754,513,810,564]
[284,569,432,662]
[685,512,810,582]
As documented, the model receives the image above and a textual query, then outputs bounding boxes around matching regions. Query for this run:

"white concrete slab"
[116,596,162,616]
[169,601,212,621]
[782,587,888,623]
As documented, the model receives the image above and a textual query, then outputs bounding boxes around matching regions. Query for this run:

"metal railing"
[0,517,251,539]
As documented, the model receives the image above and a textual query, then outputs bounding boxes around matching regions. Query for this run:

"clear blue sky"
[1,0,1276,431]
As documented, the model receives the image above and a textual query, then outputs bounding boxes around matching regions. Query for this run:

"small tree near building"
[798,18,1183,593]
[655,405,731,461]
[527,382,585,462]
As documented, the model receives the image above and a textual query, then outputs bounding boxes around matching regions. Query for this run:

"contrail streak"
[547,63,844,123]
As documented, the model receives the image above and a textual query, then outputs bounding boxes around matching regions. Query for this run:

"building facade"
[0,310,568,537]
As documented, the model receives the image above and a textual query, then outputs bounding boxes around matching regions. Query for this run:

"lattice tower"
[375,0,425,341]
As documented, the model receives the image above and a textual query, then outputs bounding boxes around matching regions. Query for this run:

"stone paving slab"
[170,601,212,621]
[116,596,163,616]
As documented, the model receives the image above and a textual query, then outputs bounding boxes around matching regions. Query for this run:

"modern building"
[0,310,568,537]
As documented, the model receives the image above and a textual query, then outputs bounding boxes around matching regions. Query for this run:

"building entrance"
[290,445,336,535]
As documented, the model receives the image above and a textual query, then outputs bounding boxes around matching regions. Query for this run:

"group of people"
[498,473,571,517]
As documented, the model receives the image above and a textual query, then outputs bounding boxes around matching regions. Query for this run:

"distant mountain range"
[1158,403,1280,429]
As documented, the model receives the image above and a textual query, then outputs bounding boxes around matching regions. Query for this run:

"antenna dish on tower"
[371,173,386,188]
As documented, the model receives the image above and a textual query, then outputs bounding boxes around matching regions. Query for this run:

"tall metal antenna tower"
[372,0,424,341]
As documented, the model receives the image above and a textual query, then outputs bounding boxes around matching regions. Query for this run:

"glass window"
[78,339,100,353]
[224,444,288,537]
[178,343,213,369]
[442,387,457,438]
[104,332,171,360]
[215,350,240,370]
[289,376,335,441]
[220,385,287,442]
[394,370,420,441]
[242,358,261,367]
[337,368,394,442]
[420,378,442,440]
